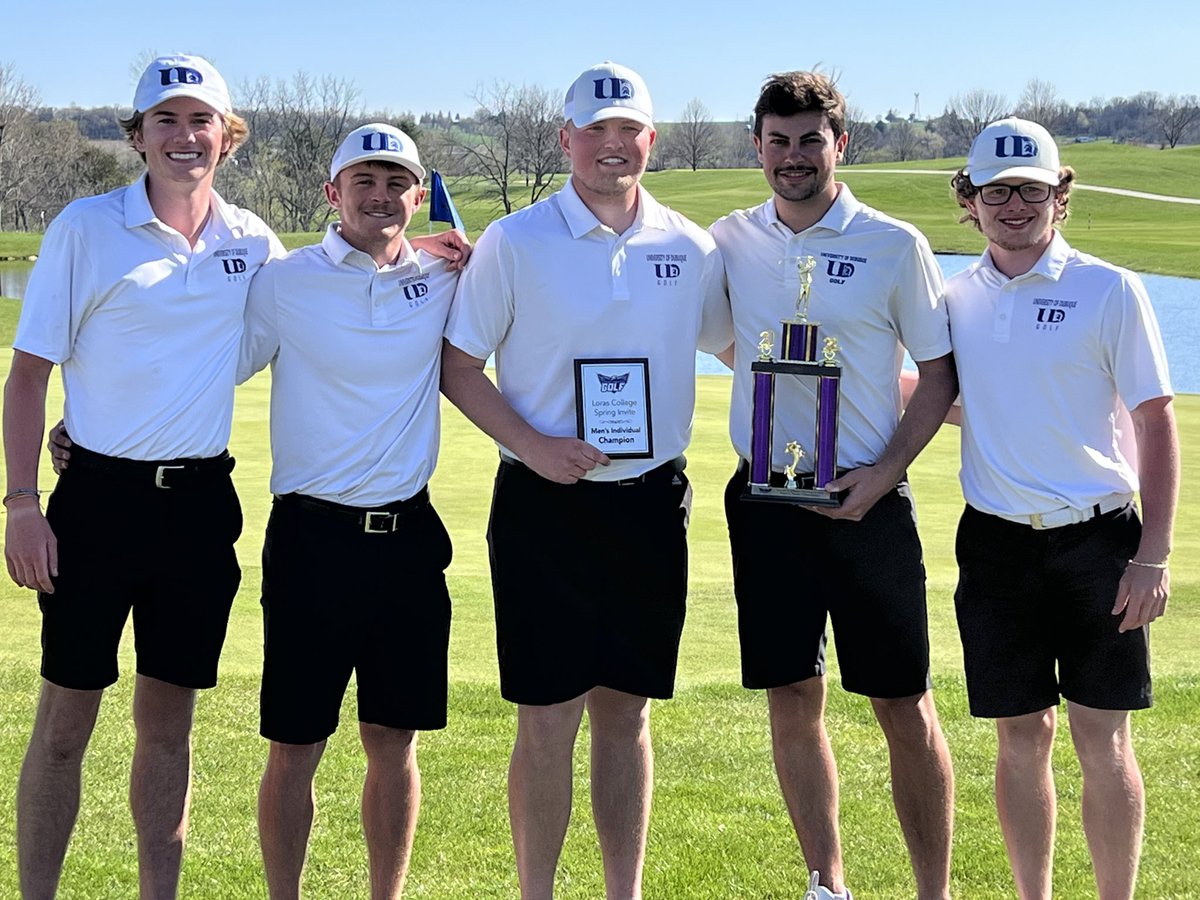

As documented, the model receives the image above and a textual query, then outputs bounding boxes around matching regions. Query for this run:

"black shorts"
[487,458,690,706]
[725,463,932,698]
[39,449,242,691]
[259,491,453,744]
[954,503,1150,718]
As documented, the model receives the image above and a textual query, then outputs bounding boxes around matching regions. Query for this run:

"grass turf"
[0,354,1197,897]
[5,140,1200,278]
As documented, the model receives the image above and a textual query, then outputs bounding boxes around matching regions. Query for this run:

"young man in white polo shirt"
[441,62,730,899]
[3,55,283,898]
[947,118,1178,900]
[240,123,459,900]
[710,72,956,900]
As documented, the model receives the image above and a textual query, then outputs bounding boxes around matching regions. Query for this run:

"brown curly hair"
[951,166,1076,230]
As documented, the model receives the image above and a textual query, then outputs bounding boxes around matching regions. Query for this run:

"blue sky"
[10,0,1199,124]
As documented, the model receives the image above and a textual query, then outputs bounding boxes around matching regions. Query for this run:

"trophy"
[746,255,843,506]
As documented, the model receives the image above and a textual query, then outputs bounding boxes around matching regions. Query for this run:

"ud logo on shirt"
[647,253,686,286]
[1035,308,1066,331]
[403,282,430,307]
[826,260,855,280]
[1032,297,1075,332]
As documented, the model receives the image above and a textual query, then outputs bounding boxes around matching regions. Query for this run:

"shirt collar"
[559,176,668,239]
[321,222,420,272]
[975,230,1070,284]
[123,171,240,240]
[762,182,860,236]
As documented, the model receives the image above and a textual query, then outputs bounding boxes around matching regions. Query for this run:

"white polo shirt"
[947,232,1173,516]
[14,173,282,460]
[711,184,950,471]
[239,225,457,506]
[444,177,732,480]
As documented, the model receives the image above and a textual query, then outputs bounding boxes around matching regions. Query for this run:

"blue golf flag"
[429,170,465,232]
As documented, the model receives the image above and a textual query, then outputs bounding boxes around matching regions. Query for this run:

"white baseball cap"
[329,123,425,182]
[564,61,653,129]
[966,117,1060,186]
[133,54,231,116]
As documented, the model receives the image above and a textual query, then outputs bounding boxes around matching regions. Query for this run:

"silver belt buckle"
[154,464,186,489]
[364,511,395,533]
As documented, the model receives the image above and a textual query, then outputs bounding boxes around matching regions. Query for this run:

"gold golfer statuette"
[793,255,817,321]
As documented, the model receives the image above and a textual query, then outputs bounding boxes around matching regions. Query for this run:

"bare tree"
[1016,79,1073,135]
[884,119,921,162]
[220,72,362,232]
[940,89,1010,152]
[663,98,720,171]
[1154,94,1200,149]
[0,61,40,230]
[841,104,879,165]
[451,81,562,215]
[511,85,563,206]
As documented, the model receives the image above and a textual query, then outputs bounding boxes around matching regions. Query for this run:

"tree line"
[2,61,1197,234]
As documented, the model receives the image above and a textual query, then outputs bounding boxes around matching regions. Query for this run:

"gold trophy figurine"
[758,330,775,362]
[822,336,840,366]
[783,441,806,490]
[794,255,817,321]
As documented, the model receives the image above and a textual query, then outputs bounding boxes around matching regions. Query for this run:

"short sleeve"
[443,221,516,361]
[889,232,950,362]
[13,215,91,365]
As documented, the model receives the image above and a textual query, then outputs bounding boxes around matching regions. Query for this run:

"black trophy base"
[743,479,844,508]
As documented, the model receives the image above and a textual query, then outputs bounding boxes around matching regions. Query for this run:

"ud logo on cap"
[994,135,1038,159]
[593,77,634,100]
[159,67,204,86]
[362,132,402,152]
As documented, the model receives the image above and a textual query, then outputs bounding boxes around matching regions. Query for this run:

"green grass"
[1,351,1198,898]
[5,141,1200,276]
[0,234,41,259]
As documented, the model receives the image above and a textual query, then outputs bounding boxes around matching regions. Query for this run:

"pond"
[694,254,1200,394]
[4,256,1198,392]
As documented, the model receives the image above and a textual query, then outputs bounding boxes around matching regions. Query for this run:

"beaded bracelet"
[1127,558,1169,570]
[2,488,42,507]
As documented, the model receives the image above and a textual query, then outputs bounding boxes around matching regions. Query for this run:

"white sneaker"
[804,869,854,900]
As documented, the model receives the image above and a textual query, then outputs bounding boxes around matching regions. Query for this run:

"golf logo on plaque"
[746,255,844,507]
[574,358,653,459]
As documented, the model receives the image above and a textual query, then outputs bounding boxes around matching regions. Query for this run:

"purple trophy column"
[750,372,774,484]
[815,375,839,487]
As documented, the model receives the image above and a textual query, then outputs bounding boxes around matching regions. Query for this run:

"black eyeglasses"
[978,182,1054,206]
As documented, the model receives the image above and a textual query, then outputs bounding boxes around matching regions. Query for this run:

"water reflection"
[3,256,1198,392]
[694,254,1199,393]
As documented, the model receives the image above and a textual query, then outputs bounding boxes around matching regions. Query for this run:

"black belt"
[276,488,430,533]
[69,444,234,489]
[500,455,685,486]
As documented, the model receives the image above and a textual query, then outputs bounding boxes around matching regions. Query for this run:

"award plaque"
[574,358,653,458]
[746,256,843,506]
